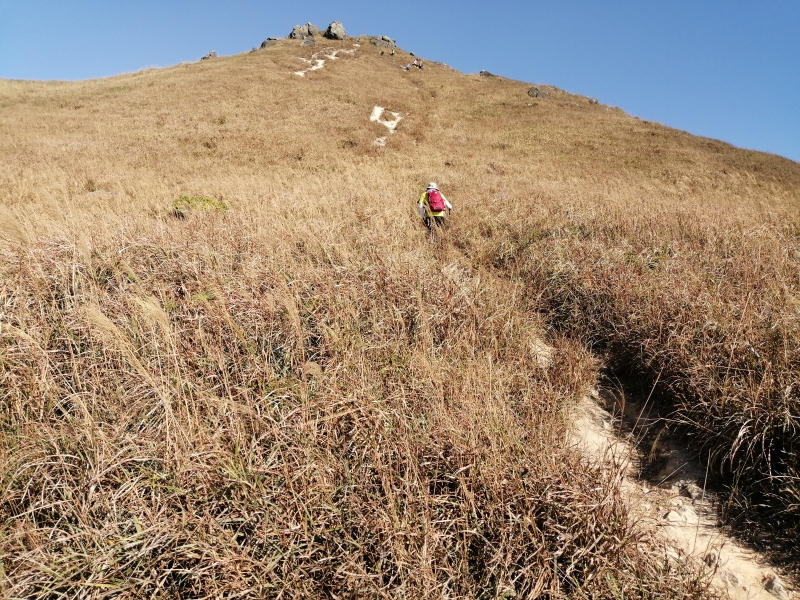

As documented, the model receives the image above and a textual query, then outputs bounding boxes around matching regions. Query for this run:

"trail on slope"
[293,44,360,77]
[571,388,796,600]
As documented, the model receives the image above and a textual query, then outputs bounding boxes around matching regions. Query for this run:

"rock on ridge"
[288,23,320,39]
[324,21,346,40]
[370,35,396,48]
[528,86,549,98]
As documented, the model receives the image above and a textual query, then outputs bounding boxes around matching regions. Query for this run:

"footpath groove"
[570,384,796,599]
[293,44,360,77]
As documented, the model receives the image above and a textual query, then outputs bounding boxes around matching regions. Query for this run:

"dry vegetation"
[0,35,798,597]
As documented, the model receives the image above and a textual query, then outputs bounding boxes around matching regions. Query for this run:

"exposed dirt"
[293,44,360,76]
[572,391,796,600]
[370,105,402,147]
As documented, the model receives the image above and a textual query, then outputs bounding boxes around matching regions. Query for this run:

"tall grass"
[0,201,709,597]
[469,192,800,558]
[2,35,795,594]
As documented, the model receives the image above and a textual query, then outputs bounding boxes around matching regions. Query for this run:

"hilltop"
[1,30,799,599]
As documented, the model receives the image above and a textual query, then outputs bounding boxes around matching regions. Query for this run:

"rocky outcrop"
[527,86,548,98]
[324,21,346,40]
[260,37,279,48]
[370,35,396,48]
[479,70,495,77]
[201,51,217,60]
[289,23,320,39]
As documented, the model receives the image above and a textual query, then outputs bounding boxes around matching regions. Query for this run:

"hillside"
[1,34,799,598]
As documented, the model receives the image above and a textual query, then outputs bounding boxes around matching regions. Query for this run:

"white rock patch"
[294,59,325,76]
[370,107,402,146]
[294,45,359,77]
[371,106,402,131]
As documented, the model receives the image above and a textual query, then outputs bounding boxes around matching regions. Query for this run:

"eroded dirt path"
[572,393,796,599]
[294,44,360,77]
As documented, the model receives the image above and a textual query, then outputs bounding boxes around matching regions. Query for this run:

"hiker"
[418,182,452,229]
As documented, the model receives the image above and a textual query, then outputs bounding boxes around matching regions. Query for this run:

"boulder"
[479,70,495,77]
[324,21,346,40]
[589,97,599,105]
[290,23,320,38]
[201,51,217,60]
[527,86,548,98]
[300,38,316,47]
[289,24,309,39]
[370,36,396,48]
[260,37,279,48]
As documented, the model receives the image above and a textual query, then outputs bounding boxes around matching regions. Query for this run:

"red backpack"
[427,189,446,212]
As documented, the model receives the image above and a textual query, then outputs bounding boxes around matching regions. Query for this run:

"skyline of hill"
[2,6,799,163]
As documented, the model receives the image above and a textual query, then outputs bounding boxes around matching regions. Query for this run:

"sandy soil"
[572,393,795,599]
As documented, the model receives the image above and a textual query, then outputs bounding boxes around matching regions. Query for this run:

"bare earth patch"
[572,393,796,600]
[294,44,360,76]
[370,106,402,146]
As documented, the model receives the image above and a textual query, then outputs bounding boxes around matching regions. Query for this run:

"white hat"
[427,182,438,190]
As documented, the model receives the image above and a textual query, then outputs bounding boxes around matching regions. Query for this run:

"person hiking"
[418,182,452,229]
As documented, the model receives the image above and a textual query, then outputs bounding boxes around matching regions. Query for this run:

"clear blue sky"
[1,1,799,163]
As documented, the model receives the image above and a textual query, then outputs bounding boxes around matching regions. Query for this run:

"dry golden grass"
[1,35,798,596]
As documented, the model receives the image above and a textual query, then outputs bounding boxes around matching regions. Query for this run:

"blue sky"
[1,1,798,163]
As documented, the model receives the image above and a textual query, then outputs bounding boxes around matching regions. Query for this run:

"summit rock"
[289,23,320,39]
[324,21,346,40]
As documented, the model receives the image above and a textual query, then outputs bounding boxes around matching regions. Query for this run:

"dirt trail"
[293,44,360,77]
[572,392,796,599]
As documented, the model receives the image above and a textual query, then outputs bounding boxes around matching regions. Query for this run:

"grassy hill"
[1,36,799,598]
